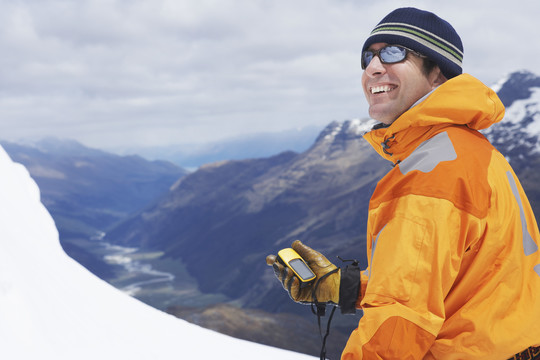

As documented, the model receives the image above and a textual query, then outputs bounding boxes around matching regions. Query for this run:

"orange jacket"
[342,74,540,359]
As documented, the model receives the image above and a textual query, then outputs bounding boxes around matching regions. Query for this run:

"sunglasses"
[361,45,425,69]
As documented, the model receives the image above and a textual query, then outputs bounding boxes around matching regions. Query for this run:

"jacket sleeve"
[342,195,483,359]
[355,270,369,309]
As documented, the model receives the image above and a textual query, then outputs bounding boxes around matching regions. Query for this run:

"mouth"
[370,85,397,94]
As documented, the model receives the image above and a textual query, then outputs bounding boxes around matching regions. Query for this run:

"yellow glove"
[266,240,340,304]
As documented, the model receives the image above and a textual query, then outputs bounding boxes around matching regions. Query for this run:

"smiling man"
[362,42,445,125]
[267,7,540,359]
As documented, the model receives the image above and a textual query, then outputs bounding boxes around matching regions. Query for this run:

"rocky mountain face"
[105,119,391,312]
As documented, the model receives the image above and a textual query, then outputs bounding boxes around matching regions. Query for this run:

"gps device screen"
[288,258,316,281]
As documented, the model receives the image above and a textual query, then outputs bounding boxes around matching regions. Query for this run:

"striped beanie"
[362,7,463,79]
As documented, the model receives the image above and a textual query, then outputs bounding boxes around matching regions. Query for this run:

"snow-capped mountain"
[484,70,540,169]
[492,69,540,108]
[0,146,314,360]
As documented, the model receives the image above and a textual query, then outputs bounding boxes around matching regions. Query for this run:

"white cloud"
[0,0,539,150]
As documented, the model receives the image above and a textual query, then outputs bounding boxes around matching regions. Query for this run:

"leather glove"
[266,240,340,305]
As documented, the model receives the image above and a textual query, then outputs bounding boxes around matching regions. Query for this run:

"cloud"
[0,0,539,150]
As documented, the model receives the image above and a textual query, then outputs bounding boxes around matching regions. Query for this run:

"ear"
[430,66,447,89]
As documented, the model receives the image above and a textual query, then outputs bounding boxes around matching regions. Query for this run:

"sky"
[0,144,314,359]
[1,0,539,152]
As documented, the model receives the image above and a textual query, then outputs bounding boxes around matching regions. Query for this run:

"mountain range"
[109,126,322,169]
[0,137,187,278]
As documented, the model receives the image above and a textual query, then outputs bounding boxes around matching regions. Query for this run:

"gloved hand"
[266,240,340,305]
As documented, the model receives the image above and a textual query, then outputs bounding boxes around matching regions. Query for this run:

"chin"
[369,110,395,125]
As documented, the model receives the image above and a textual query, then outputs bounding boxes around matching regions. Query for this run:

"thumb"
[266,254,277,266]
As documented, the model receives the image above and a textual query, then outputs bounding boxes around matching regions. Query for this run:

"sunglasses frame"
[361,45,426,70]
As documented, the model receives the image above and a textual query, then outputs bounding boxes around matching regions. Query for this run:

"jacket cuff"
[339,263,361,314]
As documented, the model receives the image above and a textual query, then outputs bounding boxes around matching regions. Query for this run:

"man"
[266,7,540,359]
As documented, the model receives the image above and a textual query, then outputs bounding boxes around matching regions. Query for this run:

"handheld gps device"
[277,248,316,283]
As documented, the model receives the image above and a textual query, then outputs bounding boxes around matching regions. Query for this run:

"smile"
[370,85,397,94]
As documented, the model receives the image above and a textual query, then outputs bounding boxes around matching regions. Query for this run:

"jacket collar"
[363,74,505,164]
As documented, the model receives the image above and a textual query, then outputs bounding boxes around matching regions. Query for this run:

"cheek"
[409,81,433,102]
[361,74,371,101]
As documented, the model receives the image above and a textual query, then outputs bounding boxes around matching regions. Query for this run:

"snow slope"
[0,146,314,360]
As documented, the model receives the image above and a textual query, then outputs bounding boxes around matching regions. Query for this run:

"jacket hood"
[364,74,505,163]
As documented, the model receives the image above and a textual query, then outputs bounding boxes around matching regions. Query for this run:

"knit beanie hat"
[362,7,463,79]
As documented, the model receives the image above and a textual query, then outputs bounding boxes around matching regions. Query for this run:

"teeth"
[371,85,395,94]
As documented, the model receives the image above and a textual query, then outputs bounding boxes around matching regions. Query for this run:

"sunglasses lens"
[380,46,407,64]
[362,51,374,69]
[362,46,408,69]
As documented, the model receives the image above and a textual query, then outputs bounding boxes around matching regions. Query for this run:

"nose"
[364,54,386,77]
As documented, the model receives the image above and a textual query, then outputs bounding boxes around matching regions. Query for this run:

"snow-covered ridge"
[484,71,540,156]
[348,118,379,135]
[489,69,536,93]
[0,146,314,360]
[491,73,510,93]
[503,87,540,133]
[321,118,378,142]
